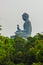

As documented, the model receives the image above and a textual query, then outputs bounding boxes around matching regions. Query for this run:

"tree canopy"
[0,33,43,65]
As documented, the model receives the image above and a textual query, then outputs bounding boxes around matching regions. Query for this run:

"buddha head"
[22,13,29,21]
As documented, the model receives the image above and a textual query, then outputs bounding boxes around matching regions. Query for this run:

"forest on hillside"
[0,33,43,65]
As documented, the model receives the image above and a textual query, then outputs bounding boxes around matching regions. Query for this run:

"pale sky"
[0,0,43,37]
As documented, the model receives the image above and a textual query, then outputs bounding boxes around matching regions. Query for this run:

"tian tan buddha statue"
[15,13,32,38]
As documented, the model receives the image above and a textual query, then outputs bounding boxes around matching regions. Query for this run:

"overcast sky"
[0,0,43,37]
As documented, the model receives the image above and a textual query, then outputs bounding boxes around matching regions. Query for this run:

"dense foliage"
[0,33,43,65]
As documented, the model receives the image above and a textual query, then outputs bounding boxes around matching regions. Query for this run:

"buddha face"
[22,13,29,21]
